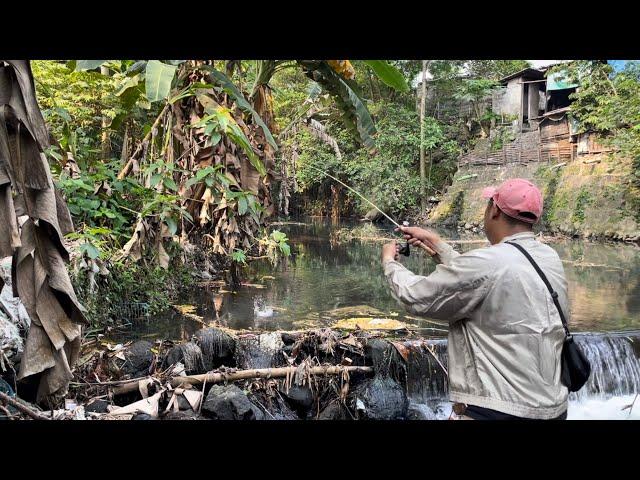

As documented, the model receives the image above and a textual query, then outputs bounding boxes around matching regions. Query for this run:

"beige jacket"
[383,232,569,419]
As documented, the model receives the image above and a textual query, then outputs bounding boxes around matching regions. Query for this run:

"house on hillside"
[491,65,579,132]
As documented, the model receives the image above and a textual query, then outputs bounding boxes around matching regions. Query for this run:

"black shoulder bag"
[505,241,591,392]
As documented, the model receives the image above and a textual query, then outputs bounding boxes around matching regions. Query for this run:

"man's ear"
[490,201,501,220]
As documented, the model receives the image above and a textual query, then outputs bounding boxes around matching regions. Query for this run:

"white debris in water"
[408,396,640,420]
[253,296,274,318]
[259,332,284,352]
[567,395,640,420]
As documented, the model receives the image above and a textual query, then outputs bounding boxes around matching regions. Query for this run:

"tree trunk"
[419,60,428,213]
[100,65,111,161]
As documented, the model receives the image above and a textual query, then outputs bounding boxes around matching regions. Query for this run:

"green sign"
[547,70,579,91]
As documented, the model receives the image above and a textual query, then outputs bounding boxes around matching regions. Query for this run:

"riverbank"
[3,325,638,420]
[427,154,640,243]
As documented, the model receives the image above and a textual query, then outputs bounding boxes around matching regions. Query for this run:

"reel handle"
[398,221,410,256]
[398,241,410,257]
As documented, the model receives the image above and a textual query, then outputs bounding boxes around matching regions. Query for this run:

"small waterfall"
[403,332,640,405]
[571,333,640,400]
[403,339,449,402]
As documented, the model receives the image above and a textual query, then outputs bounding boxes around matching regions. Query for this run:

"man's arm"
[382,251,493,323]
[396,226,460,265]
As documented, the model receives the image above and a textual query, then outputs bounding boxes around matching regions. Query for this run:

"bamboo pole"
[113,365,374,395]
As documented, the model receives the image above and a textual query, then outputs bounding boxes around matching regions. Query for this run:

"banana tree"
[70,59,408,266]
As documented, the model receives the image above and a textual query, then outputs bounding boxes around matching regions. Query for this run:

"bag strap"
[505,241,571,338]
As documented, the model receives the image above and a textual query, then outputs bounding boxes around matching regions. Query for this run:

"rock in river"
[201,384,264,420]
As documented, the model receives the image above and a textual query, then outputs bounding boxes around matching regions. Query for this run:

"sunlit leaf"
[76,60,107,71]
[203,67,278,150]
[238,196,248,215]
[163,177,178,191]
[363,60,409,92]
[145,60,178,102]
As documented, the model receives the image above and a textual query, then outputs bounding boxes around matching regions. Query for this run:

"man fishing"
[381,178,570,420]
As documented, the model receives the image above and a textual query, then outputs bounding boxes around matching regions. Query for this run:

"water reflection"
[144,218,640,340]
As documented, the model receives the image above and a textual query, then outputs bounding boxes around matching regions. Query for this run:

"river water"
[143,218,640,420]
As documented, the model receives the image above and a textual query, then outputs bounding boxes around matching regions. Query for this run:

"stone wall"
[428,154,640,242]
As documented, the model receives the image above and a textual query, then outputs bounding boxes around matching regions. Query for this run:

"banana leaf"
[363,60,409,92]
[203,66,277,151]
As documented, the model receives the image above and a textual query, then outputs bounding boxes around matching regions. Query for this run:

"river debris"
[333,317,411,331]
[0,323,451,420]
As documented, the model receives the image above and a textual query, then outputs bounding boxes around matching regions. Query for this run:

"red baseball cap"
[481,178,543,224]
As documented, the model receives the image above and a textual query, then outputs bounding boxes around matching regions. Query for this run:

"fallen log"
[113,365,374,395]
[0,391,51,421]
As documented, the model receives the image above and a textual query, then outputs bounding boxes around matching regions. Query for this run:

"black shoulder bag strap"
[505,241,571,338]
[505,240,591,392]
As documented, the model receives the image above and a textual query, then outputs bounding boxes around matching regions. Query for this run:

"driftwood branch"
[0,391,50,421]
[113,365,373,395]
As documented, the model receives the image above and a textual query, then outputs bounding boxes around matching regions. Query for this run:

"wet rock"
[164,342,205,375]
[163,409,203,420]
[194,327,236,370]
[281,385,314,417]
[351,376,409,420]
[317,401,350,420]
[407,402,431,420]
[365,339,405,381]
[0,312,22,361]
[235,332,286,369]
[281,332,300,345]
[202,384,263,420]
[123,340,154,376]
[84,399,111,413]
[132,413,154,420]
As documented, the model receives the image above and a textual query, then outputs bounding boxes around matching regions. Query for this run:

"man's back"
[383,231,570,419]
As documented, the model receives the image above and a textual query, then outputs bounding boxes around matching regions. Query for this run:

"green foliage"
[32,61,119,160]
[145,60,178,102]
[204,66,278,149]
[193,100,267,175]
[292,101,459,217]
[362,60,409,92]
[72,257,196,327]
[572,187,594,224]
[231,248,247,264]
[553,61,640,182]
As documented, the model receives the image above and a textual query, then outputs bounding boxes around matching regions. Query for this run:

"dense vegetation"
[29,59,640,325]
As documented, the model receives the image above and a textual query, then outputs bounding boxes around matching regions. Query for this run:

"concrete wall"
[493,79,522,119]
[428,155,640,241]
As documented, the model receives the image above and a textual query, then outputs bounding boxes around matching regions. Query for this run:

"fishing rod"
[306,165,414,256]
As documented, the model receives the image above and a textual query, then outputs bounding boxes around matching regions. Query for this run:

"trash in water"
[333,317,411,331]
[254,297,274,318]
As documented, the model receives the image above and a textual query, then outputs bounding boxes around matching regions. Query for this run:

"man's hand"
[395,226,442,255]
[382,242,400,263]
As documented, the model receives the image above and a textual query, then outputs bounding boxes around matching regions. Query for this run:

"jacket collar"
[498,231,536,244]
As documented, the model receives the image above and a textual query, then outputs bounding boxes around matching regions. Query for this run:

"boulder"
[235,333,285,369]
[351,376,408,420]
[281,384,314,417]
[164,342,205,375]
[201,384,264,420]
[317,401,350,420]
[122,340,154,377]
[194,327,236,370]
